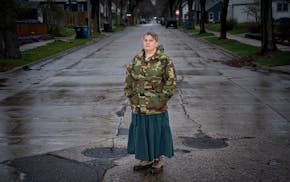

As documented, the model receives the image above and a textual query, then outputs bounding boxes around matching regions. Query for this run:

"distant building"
[272,0,290,20]
[28,0,88,12]
[228,0,290,22]
[207,1,223,23]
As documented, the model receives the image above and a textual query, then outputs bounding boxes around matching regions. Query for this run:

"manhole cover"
[117,128,129,136]
[83,148,127,158]
[180,133,228,149]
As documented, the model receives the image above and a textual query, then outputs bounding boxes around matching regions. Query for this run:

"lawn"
[256,51,290,67]
[204,37,260,57]
[0,39,89,72]
[205,23,249,34]
[204,36,290,67]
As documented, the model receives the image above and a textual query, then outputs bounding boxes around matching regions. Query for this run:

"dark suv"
[165,18,177,29]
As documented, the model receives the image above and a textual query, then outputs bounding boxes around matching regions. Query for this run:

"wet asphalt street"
[0,23,290,181]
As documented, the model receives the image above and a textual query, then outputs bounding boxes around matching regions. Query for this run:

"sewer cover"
[83,148,127,158]
[8,154,101,182]
[117,128,129,136]
[180,133,228,149]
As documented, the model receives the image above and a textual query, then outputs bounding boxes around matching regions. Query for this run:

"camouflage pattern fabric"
[124,48,176,114]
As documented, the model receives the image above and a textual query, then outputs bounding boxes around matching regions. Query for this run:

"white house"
[227,0,257,22]
[272,0,290,19]
[228,0,290,22]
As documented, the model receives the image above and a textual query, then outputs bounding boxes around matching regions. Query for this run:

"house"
[28,0,88,12]
[194,0,222,23]
[228,0,290,23]
[207,1,223,23]
[227,0,257,22]
[181,0,222,24]
[272,0,290,20]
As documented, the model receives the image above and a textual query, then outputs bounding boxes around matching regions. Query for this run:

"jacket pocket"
[146,93,167,110]
[129,94,139,106]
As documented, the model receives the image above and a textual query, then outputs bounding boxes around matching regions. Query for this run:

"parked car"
[165,18,177,29]
[140,18,146,24]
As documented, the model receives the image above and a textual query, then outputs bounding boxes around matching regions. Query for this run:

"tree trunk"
[120,0,124,25]
[168,0,174,17]
[68,0,72,11]
[199,0,206,34]
[91,0,100,33]
[105,0,112,31]
[129,0,138,25]
[178,0,183,27]
[96,0,100,32]
[188,0,195,29]
[220,0,229,39]
[0,0,21,58]
[261,0,276,53]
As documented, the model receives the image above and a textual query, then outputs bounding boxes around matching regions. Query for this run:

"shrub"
[226,19,237,31]
[244,22,261,33]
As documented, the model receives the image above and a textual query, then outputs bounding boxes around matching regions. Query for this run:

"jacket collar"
[136,48,164,62]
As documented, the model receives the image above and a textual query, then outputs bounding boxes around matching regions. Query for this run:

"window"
[209,12,214,23]
[277,3,288,12]
[78,4,84,12]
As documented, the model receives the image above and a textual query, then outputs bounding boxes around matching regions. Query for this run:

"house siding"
[272,1,290,20]
[207,2,222,23]
[228,0,257,22]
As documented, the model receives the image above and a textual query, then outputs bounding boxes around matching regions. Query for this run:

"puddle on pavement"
[116,104,127,117]
[117,128,129,136]
[180,133,228,149]
[174,148,191,154]
[0,91,33,106]
[82,148,127,159]
[0,78,8,87]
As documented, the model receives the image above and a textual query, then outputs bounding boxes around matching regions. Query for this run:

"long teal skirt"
[127,111,174,161]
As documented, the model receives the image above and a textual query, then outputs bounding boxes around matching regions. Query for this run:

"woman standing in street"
[124,32,176,174]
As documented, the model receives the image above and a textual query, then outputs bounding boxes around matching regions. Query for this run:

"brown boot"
[133,160,153,171]
[150,158,164,174]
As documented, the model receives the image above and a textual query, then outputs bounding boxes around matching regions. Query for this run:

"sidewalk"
[19,36,75,51]
[207,30,290,51]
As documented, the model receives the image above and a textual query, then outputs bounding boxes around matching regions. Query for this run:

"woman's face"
[143,35,158,52]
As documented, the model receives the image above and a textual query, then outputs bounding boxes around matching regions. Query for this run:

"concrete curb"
[4,35,106,74]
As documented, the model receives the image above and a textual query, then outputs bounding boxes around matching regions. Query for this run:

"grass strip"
[204,36,260,57]
[0,39,89,72]
[256,51,290,67]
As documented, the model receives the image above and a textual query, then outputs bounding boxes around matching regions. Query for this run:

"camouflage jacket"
[124,48,176,114]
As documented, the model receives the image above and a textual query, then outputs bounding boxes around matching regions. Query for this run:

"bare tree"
[68,0,72,11]
[91,0,100,32]
[178,0,183,27]
[107,0,113,30]
[128,0,138,25]
[199,0,206,34]
[220,0,229,39]
[0,0,21,58]
[119,0,126,25]
[244,0,260,23]
[188,0,195,29]
[261,0,276,53]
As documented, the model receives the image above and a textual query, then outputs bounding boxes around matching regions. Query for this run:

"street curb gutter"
[5,36,105,74]
[180,29,290,75]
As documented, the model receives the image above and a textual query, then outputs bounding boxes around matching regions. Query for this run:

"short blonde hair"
[143,32,158,42]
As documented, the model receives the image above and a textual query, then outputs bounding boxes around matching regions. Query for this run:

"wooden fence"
[16,12,87,37]
[62,12,88,26]
[16,23,48,37]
